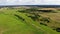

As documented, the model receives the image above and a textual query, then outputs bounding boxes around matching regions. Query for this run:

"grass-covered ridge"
[0,7,60,34]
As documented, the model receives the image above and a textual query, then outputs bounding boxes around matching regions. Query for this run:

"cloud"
[42,0,60,5]
[0,0,60,5]
[0,0,7,5]
[6,0,41,5]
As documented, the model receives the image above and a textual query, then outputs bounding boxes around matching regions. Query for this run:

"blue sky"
[0,0,60,5]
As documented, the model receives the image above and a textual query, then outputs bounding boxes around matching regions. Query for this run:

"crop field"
[0,7,60,34]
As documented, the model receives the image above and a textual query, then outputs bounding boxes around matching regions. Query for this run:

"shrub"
[28,14,39,21]
[28,16,37,21]
[40,17,50,23]
[14,14,25,21]
[40,23,47,26]
[56,28,60,32]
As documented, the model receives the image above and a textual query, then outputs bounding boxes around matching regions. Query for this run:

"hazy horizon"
[0,0,60,5]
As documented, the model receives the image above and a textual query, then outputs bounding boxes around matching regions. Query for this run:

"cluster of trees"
[37,10,53,12]
[18,8,38,13]
[18,7,57,13]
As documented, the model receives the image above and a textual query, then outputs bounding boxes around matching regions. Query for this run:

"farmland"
[0,7,60,34]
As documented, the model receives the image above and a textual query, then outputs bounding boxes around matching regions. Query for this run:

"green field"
[0,7,60,34]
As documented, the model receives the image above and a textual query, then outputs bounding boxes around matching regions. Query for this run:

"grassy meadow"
[0,7,60,34]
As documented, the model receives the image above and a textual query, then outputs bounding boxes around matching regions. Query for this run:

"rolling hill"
[0,7,60,34]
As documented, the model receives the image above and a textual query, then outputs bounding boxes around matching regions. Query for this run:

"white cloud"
[0,0,7,5]
[42,0,60,5]
[0,0,60,5]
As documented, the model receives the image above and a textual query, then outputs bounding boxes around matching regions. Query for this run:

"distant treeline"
[0,5,60,8]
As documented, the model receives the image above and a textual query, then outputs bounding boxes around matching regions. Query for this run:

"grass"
[0,14,44,34]
[0,8,60,34]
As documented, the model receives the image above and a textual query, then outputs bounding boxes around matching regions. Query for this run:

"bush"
[56,28,60,32]
[14,14,25,21]
[40,17,50,23]
[28,16,37,21]
[28,14,39,21]
[40,23,47,26]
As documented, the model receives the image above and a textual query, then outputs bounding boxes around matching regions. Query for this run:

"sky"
[0,0,60,5]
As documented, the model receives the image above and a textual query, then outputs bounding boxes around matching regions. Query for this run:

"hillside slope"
[0,8,60,34]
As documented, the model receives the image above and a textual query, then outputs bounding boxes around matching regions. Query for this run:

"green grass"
[0,14,44,34]
[0,8,60,34]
